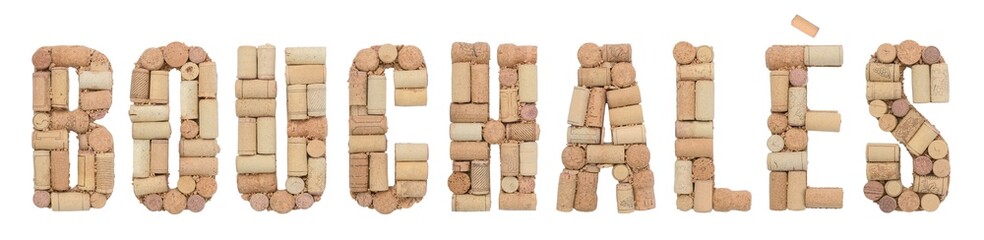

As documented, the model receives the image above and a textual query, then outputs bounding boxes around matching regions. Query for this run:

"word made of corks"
[32,46,115,211]
[449,42,538,211]
[559,43,654,213]
[863,40,949,213]
[672,42,750,212]
[130,42,218,214]
[349,44,429,214]
[236,45,327,213]
[765,44,844,211]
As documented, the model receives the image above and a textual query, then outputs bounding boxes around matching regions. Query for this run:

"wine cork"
[78,154,97,191]
[765,45,804,70]
[250,44,275,80]
[804,188,843,209]
[305,84,326,117]
[501,176,520,193]
[897,40,923,65]
[898,189,920,212]
[675,138,713,158]
[187,194,206,213]
[677,194,694,211]
[237,154,276,174]
[674,160,693,194]
[677,63,714,81]
[32,130,68,150]
[286,65,326,85]
[893,110,924,143]
[177,176,195,194]
[34,151,51,190]
[586,144,626,164]
[95,153,114,194]
[270,191,295,214]
[450,123,483,141]
[885,180,903,197]
[626,144,650,170]
[610,105,644,127]
[608,85,641,108]
[348,135,386,153]
[804,45,843,67]
[287,84,308,120]
[180,120,199,139]
[238,118,257,155]
[451,62,471,103]
[50,110,89,132]
[805,111,840,132]
[256,117,275,154]
[568,87,590,126]
[179,157,218,176]
[678,80,696,120]
[691,157,713,181]
[933,159,950,178]
[395,181,426,198]
[236,99,276,117]
[398,45,425,70]
[788,87,807,126]
[868,100,888,118]
[914,155,933,175]
[180,81,199,119]
[921,46,942,64]
[519,142,537,176]
[395,162,428,180]
[451,42,477,63]
[676,121,712,138]
[179,139,219,157]
[307,139,326,157]
[90,193,108,209]
[561,145,586,170]
[238,46,257,79]
[470,160,491,195]
[521,103,538,121]
[349,115,387,136]
[556,170,578,212]
[500,88,520,122]
[673,41,697,64]
[602,44,631,62]
[285,47,326,65]
[907,123,938,155]
[909,65,927,100]
[518,64,538,103]
[891,100,910,118]
[866,162,900,180]
[79,71,112,90]
[585,87,607,127]
[394,69,429,89]
[789,68,808,87]
[198,62,217,98]
[921,193,941,212]
[288,138,308,177]
[368,153,389,192]
[767,70,789,112]
[143,194,164,212]
[396,88,427,106]
[131,122,171,140]
[33,47,53,70]
[768,113,789,134]
[913,175,948,195]
[767,135,785,152]
[33,112,50,131]
[453,161,471,172]
[308,157,327,195]
[51,192,91,211]
[791,15,819,37]
[787,171,807,211]
[615,183,635,213]
[450,141,490,160]
[130,68,149,100]
[574,170,599,212]
[349,70,368,106]
[875,43,897,63]
[567,126,603,144]
[930,63,949,103]
[51,46,91,68]
[32,71,51,111]
[507,122,539,141]
[350,154,370,192]
[285,177,305,194]
[864,181,885,201]
[483,121,506,144]
[450,103,489,123]
[877,195,897,213]
[712,188,734,212]
[133,175,169,196]
[518,176,535,194]
[613,125,646,145]
[693,180,712,213]
[180,62,199,81]
[866,62,901,82]
[578,43,603,67]
[287,117,327,139]
[500,193,536,211]
[453,194,491,212]
[866,143,900,162]
[612,164,630,182]
[163,42,189,68]
[695,80,714,120]
[578,67,610,87]
[79,90,112,111]
[866,82,903,100]
[448,172,471,194]
[500,68,518,87]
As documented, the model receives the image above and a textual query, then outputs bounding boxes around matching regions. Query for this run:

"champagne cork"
[350,115,387,135]
[913,175,948,195]
[238,118,257,155]
[180,81,199,119]
[33,47,53,70]
[712,188,733,212]
[287,117,327,139]
[453,194,491,211]
[804,188,843,208]
[930,63,949,102]
[607,85,641,108]
[238,46,257,79]
[921,194,941,212]
[131,122,171,140]
[285,47,326,65]
[866,143,900,162]
[898,189,920,212]
[768,152,808,171]
[395,162,428,180]
[95,153,114,194]
[867,81,905,101]
[286,65,326,85]
[450,123,483,141]
[288,138,308,177]
[34,151,51,190]
[236,154,276,174]
[765,45,804,70]
[634,169,656,210]
[450,103,489,123]
[518,64,537,103]
[235,80,276,99]
[907,123,938,155]
[788,87,807,126]
[500,68,518,88]
[519,142,537,176]
[616,183,635,213]
[128,105,168,123]
[368,153,389,192]
[451,42,477,63]
[180,62,199,81]
[767,135,784,152]
[574,170,599,212]
[914,155,933,175]
[470,160,491,195]
[875,43,897,63]
[578,43,603,67]
[450,142,490,160]
[677,63,714,81]
[32,71,51,111]
[366,75,386,115]
[602,44,631,62]
[178,157,218,176]
[256,117,275,154]
[287,84,308,120]
[729,190,752,211]
[51,192,90,211]
[675,138,713,158]
[448,172,471,194]
[864,181,885,201]
[787,171,807,211]
[933,159,951,178]
[198,62,217,98]
[790,15,819,37]
[695,80,714,121]
[394,88,426,106]
[586,144,626,164]
[676,121,712,138]
[556,170,578,212]
[133,175,169,196]
[349,135,386,153]
[893,110,924,143]
[625,144,650,170]
[236,99,276,117]
[578,67,610,87]
[500,193,537,211]
[51,46,91,68]
[768,113,788,134]
[678,80,696,120]
[674,160,693,194]
[693,180,712,213]
[79,71,112,90]
[79,90,112,111]
[179,139,219,157]
[500,88,520,122]
[692,158,714,180]
[866,62,901,82]
[561,145,586,170]
[673,41,697,64]
[350,154,370,192]
[585,87,606,127]
[507,122,539,141]
[483,121,506,144]
[805,111,841,132]
[451,62,471,103]
[677,194,694,211]
[610,105,644,127]
[613,125,646,145]
[803,45,843,67]
[396,181,426,198]
[567,126,602,144]
[568,86,590,126]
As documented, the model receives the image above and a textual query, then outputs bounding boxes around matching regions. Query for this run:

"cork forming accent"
[349,44,429,214]
[130,42,217,214]
[863,40,949,213]
[559,43,654,213]
[765,44,844,211]
[672,42,750,212]
[449,42,538,211]
[32,46,115,211]
[236,45,327,213]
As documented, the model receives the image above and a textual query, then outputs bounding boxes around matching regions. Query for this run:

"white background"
[1,0,978,238]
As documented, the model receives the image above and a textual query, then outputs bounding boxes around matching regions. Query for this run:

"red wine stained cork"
[789,68,808,87]
[770,171,787,210]
[896,40,923,66]
[397,45,424,70]
[163,190,187,214]
[270,190,295,214]
[611,62,636,88]
[625,144,650,169]
[768,114,788,134]
[562,145,587,170]
[863,181,885,201]
[33,47,52,70]
[143,194,163,211]
[188,46,207,64]
[163,42,190,68]
[897,189,920,212]
[447,172,470,194]
[692,158,714,180]
[913,155,933,175]
[373,190,399,214]
[783,128,808,151]
[765,45,805,70]
[673,41,697,65]
[33,191,50,208]
[520,104,538,121]
[249,193,269,211]
[186,195,206,213]
[878,196,897,213]
[139,47,165,70]
[891,100,910,117]
[577,43,602,68]
[295,193,315,210]
[354,48,379,71]
[875,43,897,64]
[921,46,942,64]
